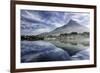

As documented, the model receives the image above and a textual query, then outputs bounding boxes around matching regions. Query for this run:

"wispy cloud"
[21,10,90,35]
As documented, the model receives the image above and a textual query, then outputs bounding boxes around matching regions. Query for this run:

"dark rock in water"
[71,49,89,60]
[21,41,70,63]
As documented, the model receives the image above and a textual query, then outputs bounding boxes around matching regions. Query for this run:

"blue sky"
[21,10,90,35]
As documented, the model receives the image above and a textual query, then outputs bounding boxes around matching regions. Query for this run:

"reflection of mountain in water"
[21,41,89,63]
[21,41,70,62]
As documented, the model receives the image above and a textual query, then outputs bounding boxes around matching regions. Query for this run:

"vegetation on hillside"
[21,32,89,41]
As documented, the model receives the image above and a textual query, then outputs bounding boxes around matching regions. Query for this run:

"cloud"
[21,10,90,35]
[70,13,90,27]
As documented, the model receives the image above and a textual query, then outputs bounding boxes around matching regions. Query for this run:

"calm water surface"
[21,40,89,63]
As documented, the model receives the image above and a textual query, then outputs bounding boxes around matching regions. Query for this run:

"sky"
[21,10,90,35]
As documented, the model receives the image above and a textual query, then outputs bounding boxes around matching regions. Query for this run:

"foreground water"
[21,41,89,63]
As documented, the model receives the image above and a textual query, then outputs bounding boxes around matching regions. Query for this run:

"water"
[21,40,89,63]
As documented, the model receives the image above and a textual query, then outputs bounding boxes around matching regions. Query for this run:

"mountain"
[40,19,89,36]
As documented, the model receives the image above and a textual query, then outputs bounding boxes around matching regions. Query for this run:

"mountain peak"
[47,19,89,34]
[68,19,77,23]
[65,19,79,26]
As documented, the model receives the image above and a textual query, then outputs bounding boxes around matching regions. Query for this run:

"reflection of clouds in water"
[21,41,89,63]
[71,49,89,60]
[21,41,70,62]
